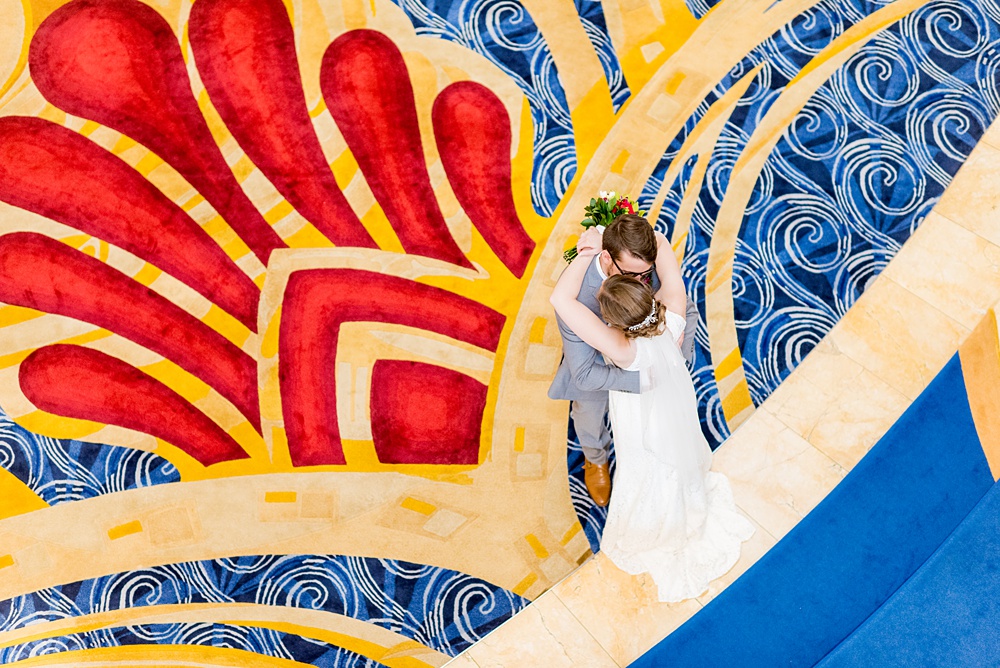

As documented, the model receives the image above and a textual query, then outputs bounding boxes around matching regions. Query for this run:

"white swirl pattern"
[0,555,526,662]
[634,0,1000,448]
[732,0,1000,406]
[0,410,178,504]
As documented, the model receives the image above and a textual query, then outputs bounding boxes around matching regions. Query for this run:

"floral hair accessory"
[563,192,646,262]
[626,301,658,332]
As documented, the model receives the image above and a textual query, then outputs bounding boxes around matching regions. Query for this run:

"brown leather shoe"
[584,461,611,507]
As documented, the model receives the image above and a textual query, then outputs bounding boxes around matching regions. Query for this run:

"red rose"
[616,198,634,214]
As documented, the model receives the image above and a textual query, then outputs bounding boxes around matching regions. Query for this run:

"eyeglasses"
[610,254,655,283]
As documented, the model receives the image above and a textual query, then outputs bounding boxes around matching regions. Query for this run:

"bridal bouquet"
[563,191,646,262]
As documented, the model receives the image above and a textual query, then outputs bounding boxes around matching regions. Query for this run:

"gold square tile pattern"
[762,344,910,471]
[934,139,1000,246]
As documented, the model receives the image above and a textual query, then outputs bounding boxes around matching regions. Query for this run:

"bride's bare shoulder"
[611,338,640,370]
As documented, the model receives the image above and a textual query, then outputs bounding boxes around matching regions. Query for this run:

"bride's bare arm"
[549,251,635,368]
[653,231,687,317]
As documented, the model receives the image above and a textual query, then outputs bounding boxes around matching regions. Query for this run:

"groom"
[549,214,698,506]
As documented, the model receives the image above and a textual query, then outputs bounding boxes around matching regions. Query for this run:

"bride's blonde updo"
[598,274,667,339]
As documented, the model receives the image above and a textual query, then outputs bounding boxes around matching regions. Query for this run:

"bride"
[550,245,754,603]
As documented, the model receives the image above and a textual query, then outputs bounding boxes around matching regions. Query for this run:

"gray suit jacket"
[548,258,658,402]
[549,257,700,403]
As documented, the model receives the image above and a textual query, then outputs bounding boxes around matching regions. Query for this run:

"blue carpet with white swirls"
[0,412,179,504]
[0,412,531,662]
[0,554,526,663]
[638,0,1000,448]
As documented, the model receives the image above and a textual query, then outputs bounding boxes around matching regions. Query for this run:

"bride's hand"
[576,227,603,255]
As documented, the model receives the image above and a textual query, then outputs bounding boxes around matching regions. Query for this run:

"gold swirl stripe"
[0,603,447,668]
[522,0,615,167]
[601,0,700,101]
[0,0,29,103]
[706,0,934,431]
[0,459,590,604]
[1,644,311,667]
[651,65,765,263]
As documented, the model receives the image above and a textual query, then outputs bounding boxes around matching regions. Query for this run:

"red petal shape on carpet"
[320,30,472,268]
[29,0,285,264]
[279,269,504,466]
[434,81,535,278]
[0,232,260,430]
[371,360,486,465]
[21,345,249,466]
[0,116,259,331]
[189,0,375,249]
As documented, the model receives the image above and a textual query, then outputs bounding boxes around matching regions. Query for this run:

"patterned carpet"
[0,0,997,665]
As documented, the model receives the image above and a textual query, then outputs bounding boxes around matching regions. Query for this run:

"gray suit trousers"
[572,395,612,465]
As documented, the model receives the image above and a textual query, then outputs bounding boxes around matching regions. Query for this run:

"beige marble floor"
[440,89,1000,668]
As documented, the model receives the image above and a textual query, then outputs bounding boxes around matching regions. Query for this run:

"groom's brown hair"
[603,214,657,264]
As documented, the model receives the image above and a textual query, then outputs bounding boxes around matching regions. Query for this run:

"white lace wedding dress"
[602,311,755,603]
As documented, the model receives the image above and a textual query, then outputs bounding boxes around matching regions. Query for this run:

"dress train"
[601,312,754,602]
